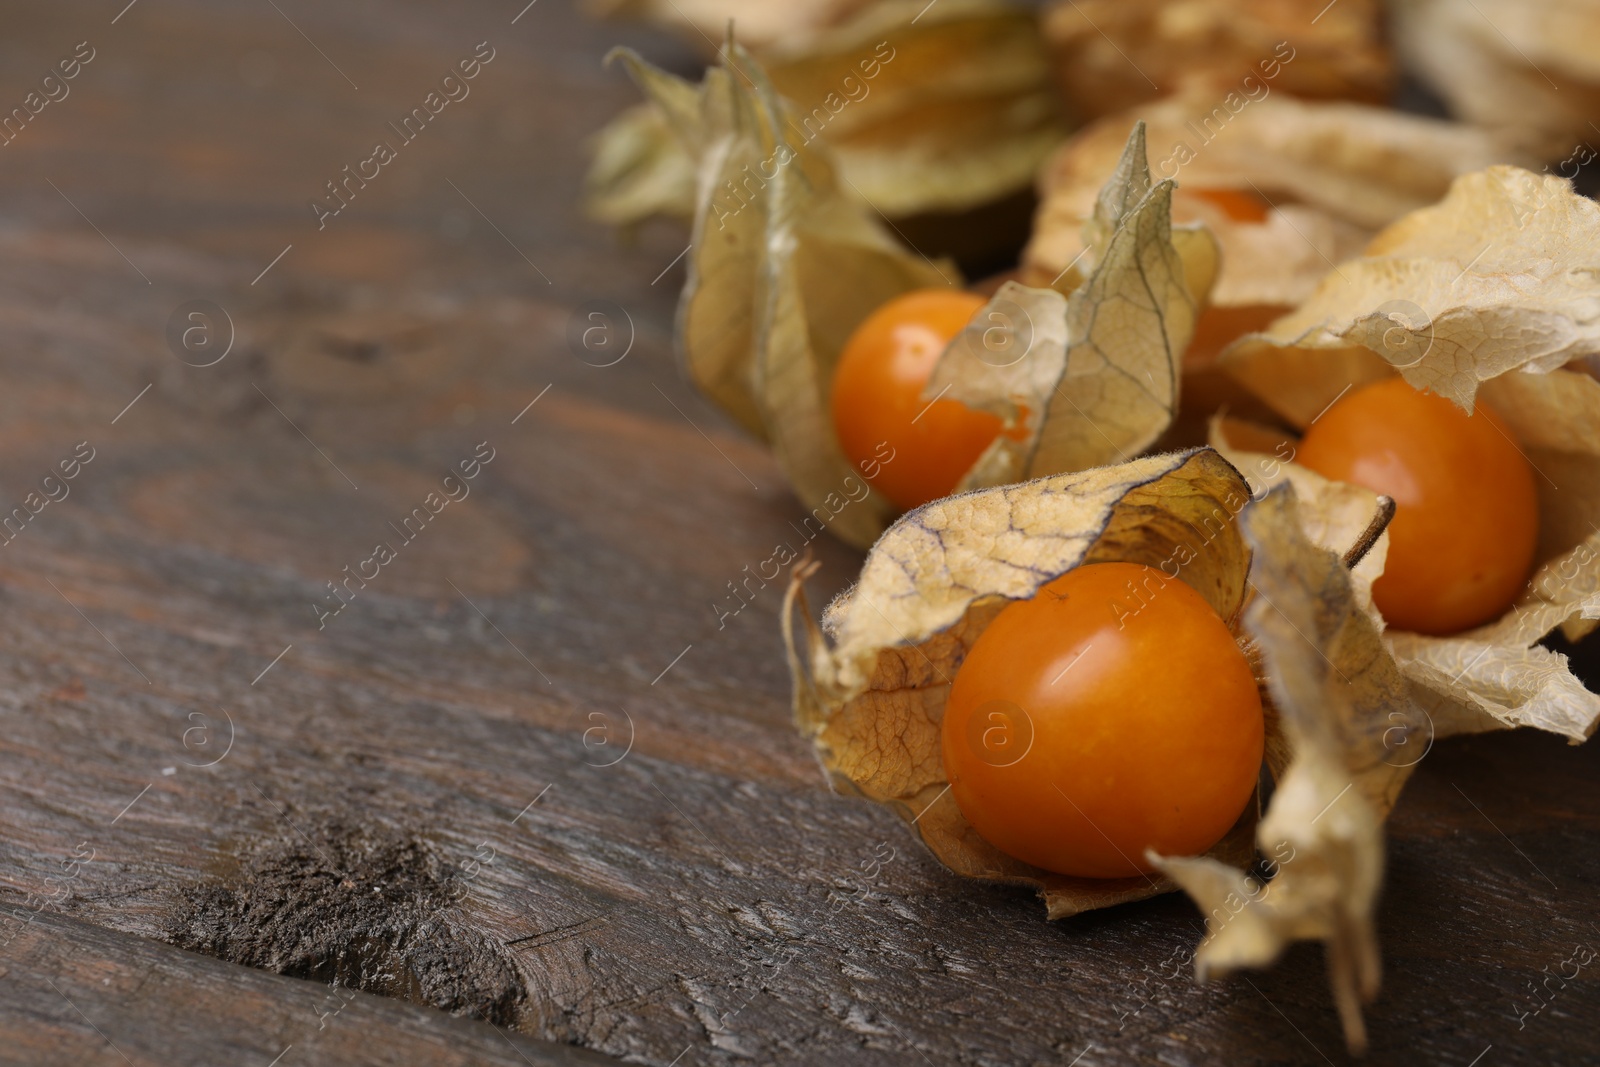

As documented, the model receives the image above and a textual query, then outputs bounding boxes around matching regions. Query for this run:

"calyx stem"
[1342,496,1396,569]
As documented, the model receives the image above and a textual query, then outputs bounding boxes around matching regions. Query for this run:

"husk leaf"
[1223,167,1600,416]
[612,43,948,548]
[1041,0,1393,121]
[1023,93,1521,312]
[1393,0,1600,159]
[1153,484,1418,1055]
[926,123,1204,491]
[1207,415,1390,615]
[588,0,1066,225]
[783,447,1262,918]
[585,102,700,227]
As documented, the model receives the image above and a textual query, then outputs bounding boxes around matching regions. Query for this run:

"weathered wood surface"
[0,905,617,1066]
[0,1,1597,1065]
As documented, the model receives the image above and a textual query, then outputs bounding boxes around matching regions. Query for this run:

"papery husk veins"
[784,448,1264,917]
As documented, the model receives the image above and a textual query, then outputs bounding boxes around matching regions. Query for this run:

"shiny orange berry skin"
[1294,378,1539,636]
[941,562,1264,879]
[830,289,1001,512]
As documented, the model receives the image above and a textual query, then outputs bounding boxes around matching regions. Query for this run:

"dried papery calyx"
[1042,0,1394,119]
[1154,484,1420,1056]
[918,122,1211,495]
[1219,166,1600,745]
[587,0,1065,226]
[780,433,1508,1056]
[1024,93,1518,318]
[1393,0,1600,158]
[786,448,1270,917]
[1020,91,1522,450]
[606,42,1212,549]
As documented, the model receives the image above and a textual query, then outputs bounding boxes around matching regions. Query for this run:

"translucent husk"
[612,41,1209,548]
[1218,166,1600,746]
[587,0,1065,225]
[784,451,1422,1052]
[1041,0,1393,120]
[1393,0,1600,159]
[783,448,1262,919]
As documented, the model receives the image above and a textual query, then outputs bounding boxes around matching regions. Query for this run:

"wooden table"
[0,2,1596,1064]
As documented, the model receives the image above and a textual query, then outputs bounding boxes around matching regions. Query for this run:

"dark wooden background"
[0,2,1595,1065]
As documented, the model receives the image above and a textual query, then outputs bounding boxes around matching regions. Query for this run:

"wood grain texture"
[0,906,614,1067]
[0,1,1596,1065]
